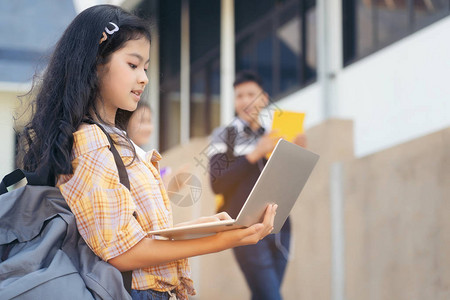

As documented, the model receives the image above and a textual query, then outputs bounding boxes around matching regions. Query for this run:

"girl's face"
[97,37,150,124]
[127,106,153,146]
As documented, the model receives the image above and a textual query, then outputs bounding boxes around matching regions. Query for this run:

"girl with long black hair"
[19,5,276,300]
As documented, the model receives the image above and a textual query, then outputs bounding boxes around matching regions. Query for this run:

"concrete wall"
[343,126,450,300]
[281,119,354,300]
[160,119,449,299]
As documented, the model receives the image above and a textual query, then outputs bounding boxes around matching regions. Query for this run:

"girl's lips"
[131,90,143,101]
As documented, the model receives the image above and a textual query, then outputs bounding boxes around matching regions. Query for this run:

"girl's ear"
[97,63,107,80]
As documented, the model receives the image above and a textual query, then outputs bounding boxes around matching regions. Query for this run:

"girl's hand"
[215,204,277,248]
[174,212,232,227]
[109,206,276,270]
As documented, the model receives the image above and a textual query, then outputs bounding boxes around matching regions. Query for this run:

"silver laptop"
[147,139,320,239]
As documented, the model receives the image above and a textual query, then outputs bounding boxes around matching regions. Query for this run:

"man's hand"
[246,131,281,163]
[293,133,307,148]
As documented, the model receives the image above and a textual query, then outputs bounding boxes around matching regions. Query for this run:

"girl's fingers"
[218,204,278,247]
[263,204,277,226]
[239,204,278,242]
[259,204,277,237]
[215,211,233,220]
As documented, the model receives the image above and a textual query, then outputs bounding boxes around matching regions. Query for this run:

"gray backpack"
[0,125,132,299]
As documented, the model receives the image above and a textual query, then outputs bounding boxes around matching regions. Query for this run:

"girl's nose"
[139,70,149,86]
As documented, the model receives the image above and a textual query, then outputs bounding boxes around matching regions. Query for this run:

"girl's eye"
[129,63,137,69]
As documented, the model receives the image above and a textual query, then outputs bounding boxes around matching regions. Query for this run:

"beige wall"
[343,126,450,300]
[160,119,450,300]
[0,91,20,177]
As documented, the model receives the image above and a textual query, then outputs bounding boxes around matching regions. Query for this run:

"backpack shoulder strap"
[93,123,131,190]
[85,122,132,293]
[0,169,24,194]
[0,167,55,195]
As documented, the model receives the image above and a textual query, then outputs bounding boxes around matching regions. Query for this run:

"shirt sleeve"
[58,145,146,261]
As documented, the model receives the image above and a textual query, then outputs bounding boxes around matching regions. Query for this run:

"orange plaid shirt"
[57,124,195,299]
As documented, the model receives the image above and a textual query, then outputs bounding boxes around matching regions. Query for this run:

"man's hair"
[233,70,264,89]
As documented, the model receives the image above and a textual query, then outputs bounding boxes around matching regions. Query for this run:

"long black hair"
[19,5,151,175]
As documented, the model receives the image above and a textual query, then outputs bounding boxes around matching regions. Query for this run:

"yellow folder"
[271,110,305,141]
[265,110,305,159]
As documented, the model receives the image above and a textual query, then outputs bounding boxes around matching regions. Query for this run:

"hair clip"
[99,22,119,45]
[105,22,119,35]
